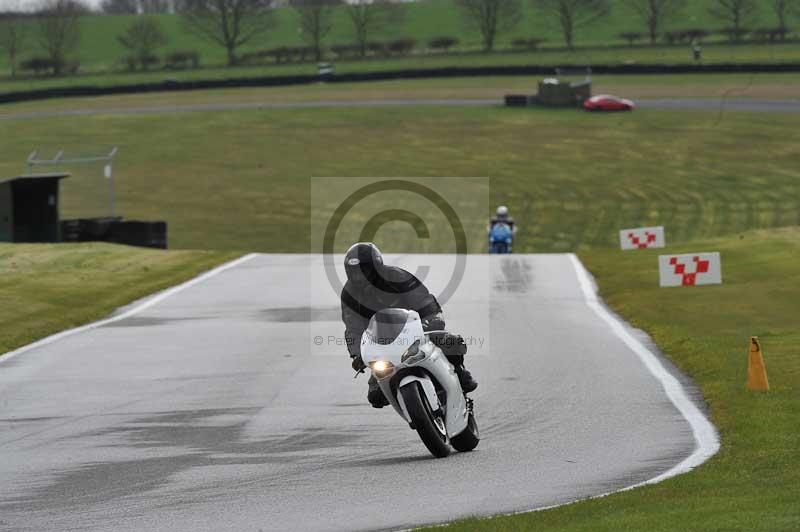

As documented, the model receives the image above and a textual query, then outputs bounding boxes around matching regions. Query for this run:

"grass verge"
[425,227,800,531]
[1,104,798,252]
[0,243,240,354]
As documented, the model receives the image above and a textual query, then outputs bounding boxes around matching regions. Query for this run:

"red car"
[583,94,635,112]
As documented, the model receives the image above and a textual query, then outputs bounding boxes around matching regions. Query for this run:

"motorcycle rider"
[341,242,478,408]
[488,205,517,235]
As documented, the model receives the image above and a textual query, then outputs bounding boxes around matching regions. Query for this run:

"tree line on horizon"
[0,0,798,78]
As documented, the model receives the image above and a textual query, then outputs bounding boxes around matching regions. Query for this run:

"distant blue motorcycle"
[489,223,513,254]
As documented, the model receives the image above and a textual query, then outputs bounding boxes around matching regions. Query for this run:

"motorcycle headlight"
[400,340,425,364]
[371,360,394,377]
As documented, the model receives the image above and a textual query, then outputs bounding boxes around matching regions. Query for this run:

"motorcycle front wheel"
[451,412,480,452]
[400,382,450,458]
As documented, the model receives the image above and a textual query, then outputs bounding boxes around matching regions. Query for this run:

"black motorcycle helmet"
[344,242,384,286]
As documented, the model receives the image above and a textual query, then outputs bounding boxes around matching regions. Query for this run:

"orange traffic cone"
[747,337,769,391]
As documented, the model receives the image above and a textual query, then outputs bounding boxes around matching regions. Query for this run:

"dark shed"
[0,173,70,243]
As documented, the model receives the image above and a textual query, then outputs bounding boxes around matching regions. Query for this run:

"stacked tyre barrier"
[61,218,167,249]
[504,95,531,107]
[60,217,122,243]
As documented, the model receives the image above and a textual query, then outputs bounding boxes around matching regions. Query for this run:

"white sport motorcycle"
[359,308,480,458]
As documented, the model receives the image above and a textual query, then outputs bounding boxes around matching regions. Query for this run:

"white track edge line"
[0,253,259,365]
[403,254,722,532]
[566,253,720,483]
[409,254,721,530]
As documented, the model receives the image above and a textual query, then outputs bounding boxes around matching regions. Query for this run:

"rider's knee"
[437,332,467,359]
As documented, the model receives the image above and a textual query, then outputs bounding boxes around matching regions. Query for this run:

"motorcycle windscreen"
[490,223,512,242]
[360,308,424,365]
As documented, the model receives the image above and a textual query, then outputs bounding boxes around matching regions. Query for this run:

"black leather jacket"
[340,265,441,358]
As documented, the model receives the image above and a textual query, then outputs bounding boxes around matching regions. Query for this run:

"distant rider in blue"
[488,205,517,253]
[341,242,478,408]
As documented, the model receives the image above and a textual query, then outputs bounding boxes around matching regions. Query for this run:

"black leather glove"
[422,315,446,332]
[452,334,467,355]
[351,356,366,372]
[431,332,468,357]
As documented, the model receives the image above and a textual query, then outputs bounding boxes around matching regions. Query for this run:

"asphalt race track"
[0,98,798,121]
[0,254,716,531]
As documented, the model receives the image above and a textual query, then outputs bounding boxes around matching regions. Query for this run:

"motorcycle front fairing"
[360,309,469,438]
[489,223,513,244]
[489,222,514,254]
[387,341,469,438]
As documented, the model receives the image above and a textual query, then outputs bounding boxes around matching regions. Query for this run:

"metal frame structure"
[26,147,119,217]
[555,66,592,84]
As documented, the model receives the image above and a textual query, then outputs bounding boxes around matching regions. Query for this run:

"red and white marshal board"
[620,226,665,250]
[658,252,722,287]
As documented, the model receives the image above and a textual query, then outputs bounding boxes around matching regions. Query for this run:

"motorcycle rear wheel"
[401,382,450,458]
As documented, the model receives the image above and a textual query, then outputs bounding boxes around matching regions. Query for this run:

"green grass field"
[0,76,798,529]
[1,0,799,94]
[1,100,798,252]
[0,243,238,353]
[428,227,800,531]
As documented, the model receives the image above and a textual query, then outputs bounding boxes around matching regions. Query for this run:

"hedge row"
[120,51,201,72]
[237,37,461,65]
[615,26,794,45]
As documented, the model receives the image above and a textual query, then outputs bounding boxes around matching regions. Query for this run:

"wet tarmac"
[0,254,703,531]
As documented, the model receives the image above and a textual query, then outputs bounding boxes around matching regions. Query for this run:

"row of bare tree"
[179,0,406,65]
[131,0,800,63]
[0,0,403,75]
[172,0,800,61]
[1,0,798,78]
[460,0,799,51]
[100,0,174,13]
[0,0,84,76]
